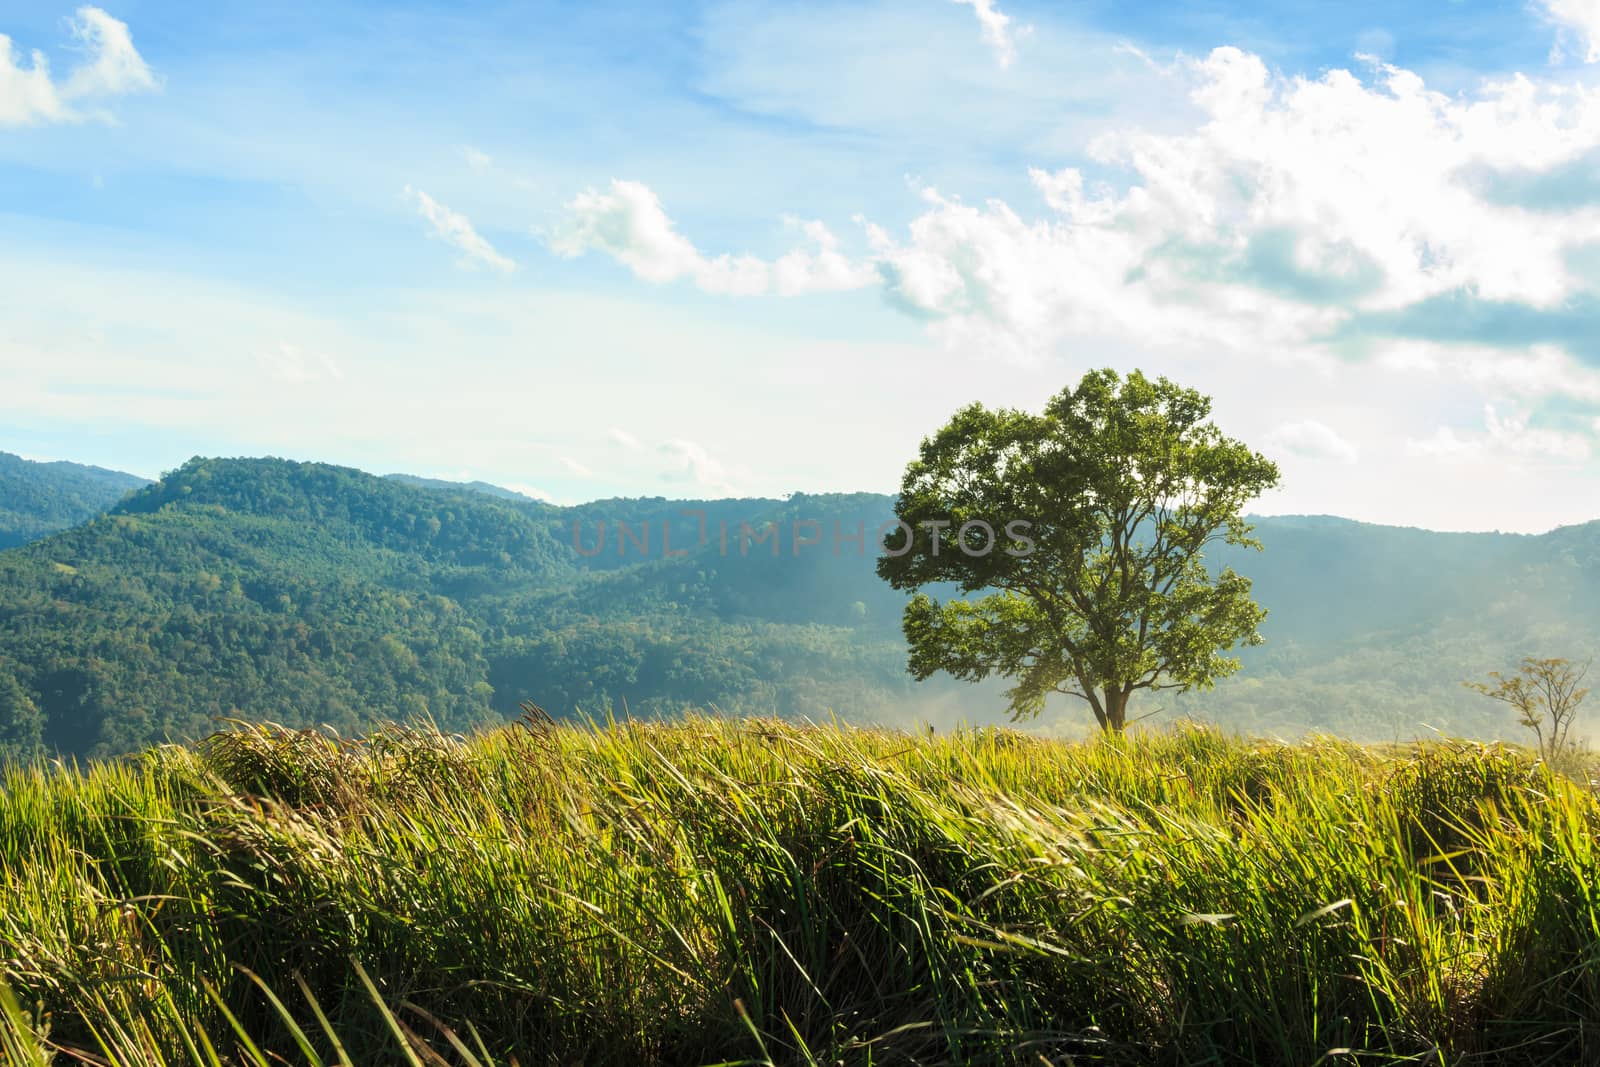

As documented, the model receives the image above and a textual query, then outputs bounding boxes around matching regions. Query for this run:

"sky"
[5,0,1600,531]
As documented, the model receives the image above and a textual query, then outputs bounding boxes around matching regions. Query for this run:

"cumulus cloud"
[659,438,740,494]
[1459,344,1600,403]
[557,45,1600,375]
[403,186,516,273]
[0,40,70,125]
[600,428,740,491]
[1265,419,1359,463]
[502,482,558,503]
[63,6,157,98]
[773,218,880,295]
[548,179,769,295]
[552,41,1600,470]
[1373,337,1600,401]
[1408,405,1592,463]
[952,0,1028,69]
[0,6,156,126]
[864,48,1600,364]
[1543,0,1600,63]
[548,180,879,298]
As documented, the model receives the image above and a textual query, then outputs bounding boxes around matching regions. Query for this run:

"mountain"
[383,473,544,502]
[1176,517,1600,738]
[0,451,150,548]
[0,454,1597,761]
[0,458,928,759]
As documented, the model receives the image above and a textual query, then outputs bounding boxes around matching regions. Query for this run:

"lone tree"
[1467,657,1589,764]
[877,368,1280,732]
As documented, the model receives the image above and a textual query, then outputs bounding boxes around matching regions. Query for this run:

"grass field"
[1,715,1598,1065]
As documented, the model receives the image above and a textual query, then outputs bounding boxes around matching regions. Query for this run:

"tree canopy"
[877,369,1281,731]
[0,450,148,549]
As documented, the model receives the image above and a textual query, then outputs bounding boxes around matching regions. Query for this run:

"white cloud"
[1407,427,1477,459]
[556,46,1600,375]
[63,6,157,99]
[548,181,880,298]
[0,6,156,126]
[502,482,558,503]
[605,429,744,491]
[1373,340,1600,413]
[1265,419,1359,463]
[861,48,1600,363]
[258,341,344,385]
[1460,344,1600,403]
[558,455,593,477]
[463,146,492,172]
[1408,405,1593,463]
[0,40,70,125]
[548,179,769,295]
[659,438,740,494]
[543,45,1600,493]
[773,218,880,295]
[403,186,517,273]
[951,0,1028,69]
[1542,0,1600,63]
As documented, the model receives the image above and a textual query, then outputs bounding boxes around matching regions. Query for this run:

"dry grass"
[1,716,1597,1065]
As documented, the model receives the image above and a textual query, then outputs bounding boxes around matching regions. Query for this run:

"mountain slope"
[0,451,149,548]
[0,458,927,759]
[1180,517,1600,737]
[383,473,544,502]
[0,455,569,756]
[1,455,1597,760]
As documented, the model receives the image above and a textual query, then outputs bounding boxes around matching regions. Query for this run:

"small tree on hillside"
[877,368,1280,733]
[1467,656,1590,764]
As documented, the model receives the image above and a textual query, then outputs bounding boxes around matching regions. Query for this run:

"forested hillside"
[0,451,148,549]
[383,473,541,501]
[1179,517,1600,738]
[1,454,1597,760]
[0,458,927,759]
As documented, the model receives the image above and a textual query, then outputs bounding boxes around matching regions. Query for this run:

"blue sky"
[5,0,1600,530]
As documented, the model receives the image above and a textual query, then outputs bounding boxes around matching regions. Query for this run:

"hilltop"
[0,450,149,549]
[0,454,1597,759]
[383,472,547,502]
[0,457,921,758]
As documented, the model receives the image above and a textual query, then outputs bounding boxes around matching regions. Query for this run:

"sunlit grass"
[1,716,1597,1064]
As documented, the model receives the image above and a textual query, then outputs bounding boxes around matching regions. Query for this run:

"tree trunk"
[1084,689,1109,732]
[1077,672,1110,732]
[1102,687,1129,733]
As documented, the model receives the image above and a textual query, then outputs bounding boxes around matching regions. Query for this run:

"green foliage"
[0,673,43,762]
[383,471,543,502]
[2,451,1600,759]
[880,369,1280,731]
[0,450,148,549]
[2,720,1598,1064]
[0,459,933,760]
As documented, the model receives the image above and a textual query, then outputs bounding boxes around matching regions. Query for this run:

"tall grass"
[1,716,1597,1064]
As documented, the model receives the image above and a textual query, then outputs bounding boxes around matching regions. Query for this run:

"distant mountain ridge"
[0,450,150,549]
[0,453,1596,760]
[383,473,544,502]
